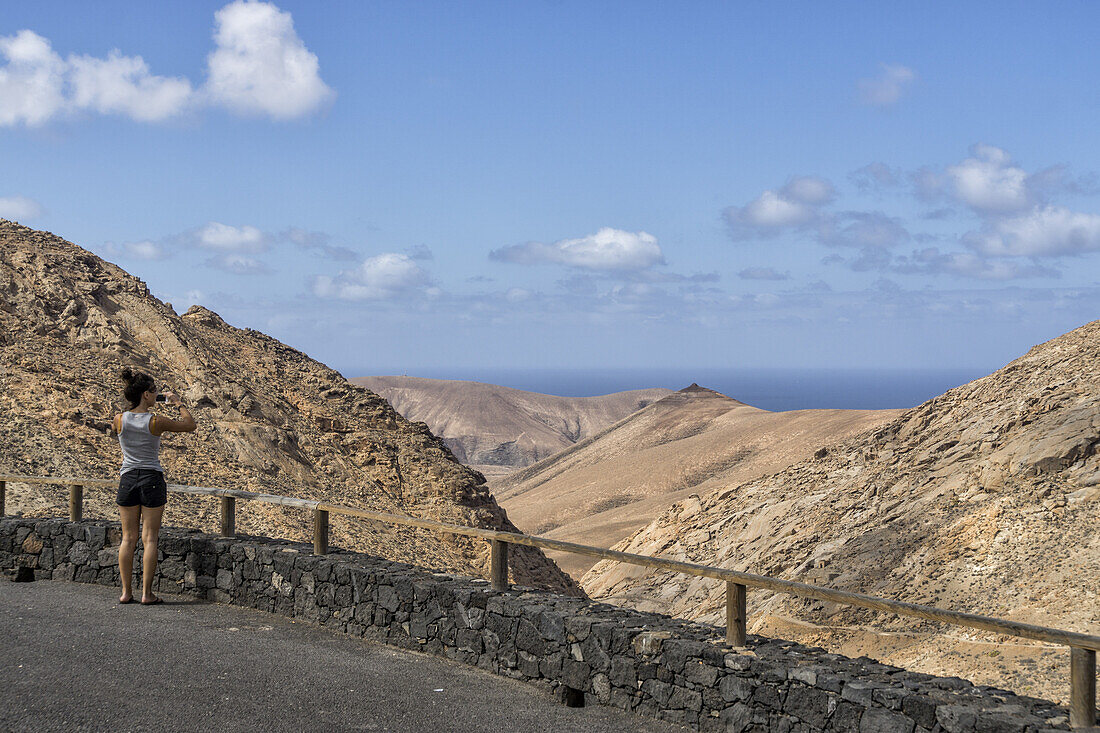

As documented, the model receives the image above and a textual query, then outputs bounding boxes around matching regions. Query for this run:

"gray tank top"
[119,412,163,475]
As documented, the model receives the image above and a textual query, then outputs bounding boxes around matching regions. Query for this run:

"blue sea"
[362,367,988,412]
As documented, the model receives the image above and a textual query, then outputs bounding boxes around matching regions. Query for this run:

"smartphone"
[155,393,167,402]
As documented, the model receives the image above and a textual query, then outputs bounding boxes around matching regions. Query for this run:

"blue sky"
[4,1,1100,378]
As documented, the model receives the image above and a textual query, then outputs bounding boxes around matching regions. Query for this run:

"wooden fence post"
[220,496,235,537]
[1071,647,1096,729]
[726,581,747,647]
[69,484,83,523]
[490,539,509,591]
[313,509,328,555]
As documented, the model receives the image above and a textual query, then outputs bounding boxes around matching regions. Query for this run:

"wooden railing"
[1,474,1097,728]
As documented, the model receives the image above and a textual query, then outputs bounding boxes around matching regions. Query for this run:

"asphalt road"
[2,579,683,733]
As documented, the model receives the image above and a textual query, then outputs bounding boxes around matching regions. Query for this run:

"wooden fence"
[1,474,1096,729]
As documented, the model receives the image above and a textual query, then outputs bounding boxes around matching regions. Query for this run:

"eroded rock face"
[584,321,1100,700]
[0,220,579,595]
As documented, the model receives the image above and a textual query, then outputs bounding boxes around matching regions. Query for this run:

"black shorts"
[117,469,168,508]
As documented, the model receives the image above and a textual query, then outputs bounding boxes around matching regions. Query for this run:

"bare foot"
[119,593,135,604]
[141,595,163,605]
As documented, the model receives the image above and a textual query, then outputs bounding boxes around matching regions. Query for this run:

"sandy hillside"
[0,220,578,594]
[583,323,1100,701]
[351,375,671,479]
[494,385,901,577]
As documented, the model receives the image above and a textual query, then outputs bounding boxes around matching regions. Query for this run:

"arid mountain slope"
[584,323,1100,699]
[351,375,670,478]
[494,385,900,577]
[0,220,577,594]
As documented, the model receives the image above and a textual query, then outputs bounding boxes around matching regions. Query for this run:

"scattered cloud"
[965,206,1100,257]
[101,239,170,261]
[920,208,955,221]
[896,248,1059,280]
[123,240,169,260]
[505,287,531,302]
[0,195,44,220]
[738,267,790,281]
[724,176,834,238]
[910,166,946,202]
[405,244,434,261]
[204,0,334,119]
[849,162,900,192]
[0,31,67,126]
[205,253,271,275]
[192,222,269,252]
[490,228,664,271]
[818,211,910,250]
[858,64,915,107]
[946,144,1030,214]
[312,253,432,300]
[68,50,194,121]
[283,227,357,260]
[0,1,332,127]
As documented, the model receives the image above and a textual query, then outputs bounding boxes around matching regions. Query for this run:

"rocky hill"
[583,323,1100,699]
[350,376,670,478]
[494,385,900,577]
[0,220,578,594]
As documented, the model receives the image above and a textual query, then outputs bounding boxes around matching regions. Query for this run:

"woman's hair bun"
[120,368,136,383]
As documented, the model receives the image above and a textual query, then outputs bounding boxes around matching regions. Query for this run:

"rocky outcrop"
[0,220,578,594]
[351,376,670,478]
[583,322,1100,700]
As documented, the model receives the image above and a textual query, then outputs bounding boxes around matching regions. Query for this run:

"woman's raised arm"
[150,394,197,435]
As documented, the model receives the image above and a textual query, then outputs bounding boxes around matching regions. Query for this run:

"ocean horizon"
[352,367,989,412]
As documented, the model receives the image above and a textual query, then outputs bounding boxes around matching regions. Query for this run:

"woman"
[112,369,196,605]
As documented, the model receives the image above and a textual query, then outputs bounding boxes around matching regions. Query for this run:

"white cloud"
[738,190,814,228]
[946,144,1030,214]
[966,206,1100,257]
[122,240,168,260]
[724,176,834,239]
[68,51,193,121]
[489,228,664,271]
[312,253,431,300]
[205,253,271,275]
[194,222,268,252]
[205,0,334,119]
[0,1,332,127]
[0,195,44,220]
[505,288,531,302]
[780,176,835,205]
[858,64,916,107]
[0,31,66,126]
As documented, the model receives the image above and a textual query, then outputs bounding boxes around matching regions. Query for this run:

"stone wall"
[0,517,1075,732]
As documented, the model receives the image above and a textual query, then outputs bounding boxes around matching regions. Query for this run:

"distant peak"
[679,383,709,393]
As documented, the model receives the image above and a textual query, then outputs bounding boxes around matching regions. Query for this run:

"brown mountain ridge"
[0,220,578,594]
[493,384,901,578]
[350,375,671,478]
[583,321,1100,699]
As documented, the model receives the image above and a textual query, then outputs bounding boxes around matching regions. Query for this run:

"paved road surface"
[2,580,683,733]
